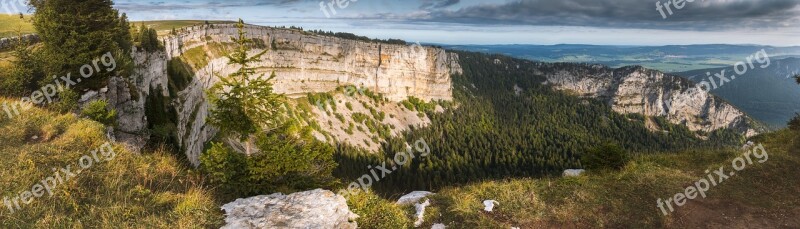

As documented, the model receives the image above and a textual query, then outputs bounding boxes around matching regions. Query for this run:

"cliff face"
[538,64,759,137]
[163,24,459,101]
[118,24,460,165]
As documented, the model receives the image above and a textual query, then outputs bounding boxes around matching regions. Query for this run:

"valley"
[0,1,799,227]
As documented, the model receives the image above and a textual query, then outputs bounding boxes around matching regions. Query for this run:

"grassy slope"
[0,98,223,228]
[417,130,799,228]
[0,14,34,38]
[0,16,231,38]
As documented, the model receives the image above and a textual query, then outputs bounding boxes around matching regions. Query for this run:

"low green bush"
[81,99,117,125]
[581,143,630,171]
[345,191,412,229]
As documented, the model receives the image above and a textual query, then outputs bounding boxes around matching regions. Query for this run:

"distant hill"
[675,57,800,129]
[444,44,800,73]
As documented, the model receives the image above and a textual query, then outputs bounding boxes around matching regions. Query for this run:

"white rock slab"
[483,200,499,212]
[221,189,359,229]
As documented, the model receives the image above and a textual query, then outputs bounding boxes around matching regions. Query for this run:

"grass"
[375,130,800,228]
[0,17,233,38]
[412,131,800,228]
[0,97,223,228]
[0,14,35,38]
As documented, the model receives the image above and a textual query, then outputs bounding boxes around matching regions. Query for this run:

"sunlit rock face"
[163,24,460,102]
[124,24,460,165]
[540,64,759,137]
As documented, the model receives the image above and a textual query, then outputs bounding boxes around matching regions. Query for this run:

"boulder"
[563,169,585,177]
[221,189,358,229]
[397,191,434,205]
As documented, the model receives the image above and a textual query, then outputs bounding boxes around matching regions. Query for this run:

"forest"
[334,51,745,195]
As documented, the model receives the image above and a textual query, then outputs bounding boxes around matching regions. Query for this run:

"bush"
[49,89,79,113]
[81,99,117,125]
[345,191,412,229]
[789,115,800,131]
[199,142,248,187]
[200,129,338,197]
[581,143,630,171]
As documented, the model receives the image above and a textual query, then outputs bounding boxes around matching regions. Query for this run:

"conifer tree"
[206,19,285,154]
[29,0,132,90]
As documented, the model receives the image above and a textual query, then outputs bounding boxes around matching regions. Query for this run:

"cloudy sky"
[47,0,800,45]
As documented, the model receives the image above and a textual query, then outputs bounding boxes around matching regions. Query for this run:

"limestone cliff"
[118,24,460,165]
[537,63,760,137]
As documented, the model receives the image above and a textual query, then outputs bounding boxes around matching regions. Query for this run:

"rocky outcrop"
[539,64,759,137]
[0,34,39,50]
[220,189,358,229]
[81,48,170,152]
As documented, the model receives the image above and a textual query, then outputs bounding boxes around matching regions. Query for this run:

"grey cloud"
[420,0,460,9]
[115,0,308,11]
[423,0,800,30]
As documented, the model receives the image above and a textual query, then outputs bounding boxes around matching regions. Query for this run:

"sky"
[6,0,800,46]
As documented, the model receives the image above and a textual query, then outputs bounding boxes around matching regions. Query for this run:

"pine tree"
[30,0,132,90]
[206,19,285,155]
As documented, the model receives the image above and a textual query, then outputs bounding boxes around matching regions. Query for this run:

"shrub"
[345,191,412,229]
[81,99,117,125]
[581,143,630,171]
[352,113,368,123]
[789,115,800,131]
[200,130,337,197]
[200,142,248,188]
[49,89,79,113]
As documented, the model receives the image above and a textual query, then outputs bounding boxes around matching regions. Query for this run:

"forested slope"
[334,51,746,195]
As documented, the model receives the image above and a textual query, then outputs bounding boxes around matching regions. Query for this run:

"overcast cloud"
[107,0,800,45]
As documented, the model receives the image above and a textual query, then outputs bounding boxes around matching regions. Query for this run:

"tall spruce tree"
[202,20,336,195]
[206,19,285,154]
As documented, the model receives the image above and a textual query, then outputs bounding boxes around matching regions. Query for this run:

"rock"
[79,91,98,103]
[414,199,431,227]
[483,200,499,212]
[541,65,759,137]
[563,169,585,177]
[220,189,359,229]
[742,141,755,150]
[397,191,434,205]
[397,191,435,227]
[432,223,446,229]
[142,24,462,166]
